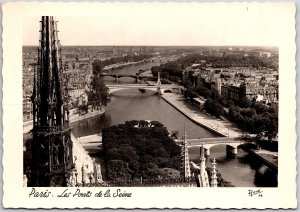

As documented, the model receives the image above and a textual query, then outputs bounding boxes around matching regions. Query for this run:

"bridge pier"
[205,148,210,156]
[136,76,140,84]
[157,87,162,95]
[115,75,119,82]
[226,145,237,156]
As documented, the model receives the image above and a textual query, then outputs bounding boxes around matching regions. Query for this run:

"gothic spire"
[211,158,218,187]
[182,126,191,178]
[31,16,73,187]
[33,16,68,129]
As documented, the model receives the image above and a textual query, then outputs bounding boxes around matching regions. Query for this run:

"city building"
[23,91,32,121]
[221,82,278,103]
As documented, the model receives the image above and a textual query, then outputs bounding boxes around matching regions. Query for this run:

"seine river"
[71,61,277,187]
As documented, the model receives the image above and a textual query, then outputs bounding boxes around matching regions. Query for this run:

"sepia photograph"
[22,15,279,187]
[2,2,296,209]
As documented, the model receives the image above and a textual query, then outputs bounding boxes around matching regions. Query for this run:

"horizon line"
[22,44,278,48]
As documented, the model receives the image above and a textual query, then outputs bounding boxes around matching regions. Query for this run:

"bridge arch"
[188,142,243,149]
[116,76,139,83]
[203,142,243,150]
[187,140,254,157]
[163,89,173,93]
[101,73,156,83]
[102,75,117,81]
[102,75,139,83]
[205,143,243,156]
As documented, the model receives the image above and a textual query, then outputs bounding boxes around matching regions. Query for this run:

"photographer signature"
[248,189,263,197]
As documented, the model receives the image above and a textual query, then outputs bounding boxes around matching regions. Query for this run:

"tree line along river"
[71,60,277,187]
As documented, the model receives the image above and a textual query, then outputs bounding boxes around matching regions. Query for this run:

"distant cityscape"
[23,45,278,121]
[22,16,278,188]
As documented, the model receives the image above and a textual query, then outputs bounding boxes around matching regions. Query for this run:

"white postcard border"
[2,2,297,209]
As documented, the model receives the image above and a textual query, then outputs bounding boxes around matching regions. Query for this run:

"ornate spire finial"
[211,158,218,187]
[182,125,190,178]
[199,142,206,175]
[200,142,205,160]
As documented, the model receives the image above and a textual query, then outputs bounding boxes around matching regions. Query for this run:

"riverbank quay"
[23,108,105,134]
[70,108,105,123]
[242,146,278,171]
[161,93,244,137]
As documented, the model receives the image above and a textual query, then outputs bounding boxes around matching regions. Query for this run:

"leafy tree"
[228,104,277,140]
[204,98,225,118]
[102,120,182,181]
[78,104,88,114]
[106,160,131,181]
[87,75,110,110]
[183,89,198,100]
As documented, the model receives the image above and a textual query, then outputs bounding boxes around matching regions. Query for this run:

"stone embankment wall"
[160,94,227,137]
[23,108,104,133]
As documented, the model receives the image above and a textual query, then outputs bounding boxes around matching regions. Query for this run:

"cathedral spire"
[33,16,68,128]
[31,16,73,187]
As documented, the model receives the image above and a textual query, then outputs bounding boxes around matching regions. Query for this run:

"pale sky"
[22,3,290,46]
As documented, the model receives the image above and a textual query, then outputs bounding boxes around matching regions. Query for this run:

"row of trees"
[86,74,110,110]
[228,101,278,140]
[183,85,227,118]
[102,120,182,181]
[93,54,153,74]
[151,63,183,83]
[178,64,278,140]
[152,52,278,139]
[151,53,278,85]
[176,53,278,70]
[203,98,225,118]
[181,83,278,140]
[203,54,278,70]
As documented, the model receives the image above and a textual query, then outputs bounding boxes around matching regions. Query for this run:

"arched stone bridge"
[100,73,157,83]
[177,137,255,156]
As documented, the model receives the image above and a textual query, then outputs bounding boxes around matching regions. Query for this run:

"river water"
[71,61,277,187]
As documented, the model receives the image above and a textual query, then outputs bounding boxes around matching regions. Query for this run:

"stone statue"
[53,143,60,165]
[64,140,70,162]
